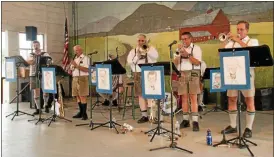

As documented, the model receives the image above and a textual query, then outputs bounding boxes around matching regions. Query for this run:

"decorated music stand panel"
[96,64,112,94]
[141,66,165,99]
[89,66,96,85]
[219,50,251,90]
[41,67,57,93]
[209,69,226,93]
[5,58,16,82]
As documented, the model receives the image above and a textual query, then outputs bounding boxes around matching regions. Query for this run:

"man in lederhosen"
[220,21,259,138]
[173,32,203,131]
[127,34,159,123]
[70,45,90,120]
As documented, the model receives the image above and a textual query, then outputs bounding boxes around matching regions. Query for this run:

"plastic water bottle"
[175,121,181,136]
[112,117,116,128]
[207,129,212,146]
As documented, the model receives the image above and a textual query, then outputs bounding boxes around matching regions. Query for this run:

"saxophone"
[58,79,65,117]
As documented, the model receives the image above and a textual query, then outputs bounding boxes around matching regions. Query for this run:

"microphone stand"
[149,43,193,154]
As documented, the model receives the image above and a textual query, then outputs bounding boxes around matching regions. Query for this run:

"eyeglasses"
[237,28,246,31]
[181,38,189,40]
[138,40,145,42]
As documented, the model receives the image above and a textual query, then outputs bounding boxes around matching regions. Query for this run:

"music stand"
[138,62,181,142]
[90,59,126,134]
[214,45,273,157]
[139,60,192,153]
[42,65,72,127]
[5,56,34,120]
[202,67,228,115]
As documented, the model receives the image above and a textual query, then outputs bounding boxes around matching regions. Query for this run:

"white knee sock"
[192,112,199,122]
[141,110,148,117]
[246,111,255,130]
[229,110,237,128]
[183,113,189,121]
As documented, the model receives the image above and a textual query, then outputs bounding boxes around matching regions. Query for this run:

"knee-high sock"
[246,111,255,130]
[192,112,199,122]
[43,94,49,105]
[229,110,237,128]
[183,112,189,121]
[34,97,40,109]
[141,110,148,117]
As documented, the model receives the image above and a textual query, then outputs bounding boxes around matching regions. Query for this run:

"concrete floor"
[2,100,273,157]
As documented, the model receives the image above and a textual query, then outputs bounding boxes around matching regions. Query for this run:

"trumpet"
[218,33,240,42]
[138,39,150,58]
[218,33,230,42]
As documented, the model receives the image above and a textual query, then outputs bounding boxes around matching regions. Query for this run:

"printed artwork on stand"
[89,66,96,85]
[141,66,165,99]
[219,50,251,90]
[210,69,225,92]
[96,64,112,94]
[42,67,57,93]
[5,58,16,82]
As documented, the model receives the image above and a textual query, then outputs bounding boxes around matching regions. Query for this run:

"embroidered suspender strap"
[191,45,195,70]
[246,39,251,45]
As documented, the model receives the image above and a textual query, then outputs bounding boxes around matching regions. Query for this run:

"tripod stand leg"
[150,129,158,142]
[144,128,157,134]
[203,107,216,115]
[6,112,15,118]
[11,114,17,121]
[241,138,254,157]
[90,122,109,130]
[57,116,72,122]
[149,146,169,151]
[174,146,193,154]
[111,123,120,134]
[19,111,34,116]
[244,138,257,146]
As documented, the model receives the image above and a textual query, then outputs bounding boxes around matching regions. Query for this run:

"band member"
[26,40,51,115]
[70,45,90,120]
[221,21,259,138]
[102,54,124,106]
[127,34,159,123]
[173,32,202,131]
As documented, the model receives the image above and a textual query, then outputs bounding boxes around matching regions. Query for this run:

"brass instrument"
[138,39,150,59]
[218,33,240,42]
[218,33,230,42]
[57,78,65,117]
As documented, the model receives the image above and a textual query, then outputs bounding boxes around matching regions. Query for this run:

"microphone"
[168,40,177,47]
[88,50,98,55]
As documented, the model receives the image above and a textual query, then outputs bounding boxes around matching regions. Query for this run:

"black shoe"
[45,107,50,113]
[180,120,190,129]
[33,109,41,115]
[243,128,252,138]
[137,116,149,123]
[192,121,200,132]
[221,125,237,134]
[81,103,88,120]
[112,100,118,106]
[73,103,82,118]
[152,118,164,124]
[102,100,110,106]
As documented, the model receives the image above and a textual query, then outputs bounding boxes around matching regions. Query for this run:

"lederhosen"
[133,48,148,96]
[177,45,201,95]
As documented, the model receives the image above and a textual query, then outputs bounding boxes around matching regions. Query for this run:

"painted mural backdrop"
[70,2,273,88]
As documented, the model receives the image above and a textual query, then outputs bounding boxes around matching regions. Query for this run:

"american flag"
[62,17,70,73]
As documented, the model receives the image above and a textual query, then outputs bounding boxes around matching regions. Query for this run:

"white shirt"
[176,43,202,71]
[225,36,259,68]
[127,46,159,72]
[28,52,50,77]
[71,54,90,76]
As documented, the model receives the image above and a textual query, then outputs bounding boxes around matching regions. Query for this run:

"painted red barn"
[179,9,230,42]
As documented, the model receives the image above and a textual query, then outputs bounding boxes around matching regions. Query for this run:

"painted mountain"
[172,2,197,11]
[77,16,120,35]
[108,3,199,36]
[191,2,273,23]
